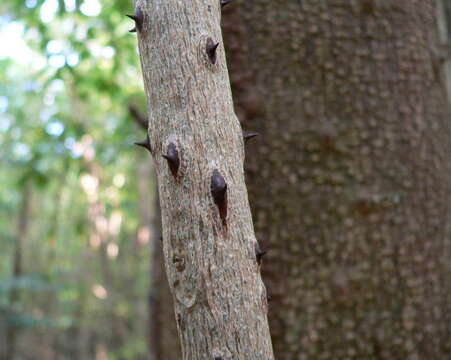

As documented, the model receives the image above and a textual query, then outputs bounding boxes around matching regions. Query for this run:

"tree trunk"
[224,1,451,359]
[133,1,274,359]
[130,103,181,359]
[5,184,32,360]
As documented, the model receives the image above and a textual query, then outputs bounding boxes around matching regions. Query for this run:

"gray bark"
[224,1,451,359]
[133,1,274,359]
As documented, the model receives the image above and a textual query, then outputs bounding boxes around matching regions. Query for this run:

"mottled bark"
[133,0,274,359]
[224,1,451,359]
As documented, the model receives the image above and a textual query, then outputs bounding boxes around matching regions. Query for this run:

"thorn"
[134,134,151,153]
[220,0,232,8]
[172,256,183,263]
[126,7,143,31]
[211,169,227,224]
[244,132,259,143]
[129,27,137,33]
[206,38,220,64]
[255,243,267,265]
[162,143,180,178]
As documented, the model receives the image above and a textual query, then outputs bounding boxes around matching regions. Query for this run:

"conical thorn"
[211,169,227,224]
[220,0,232,8]
[134,134,152,153]
[244,132,259,143]
[126,7,143,31]
[255,243,267,265]
[206,38,220,64]
[162,143,180,178]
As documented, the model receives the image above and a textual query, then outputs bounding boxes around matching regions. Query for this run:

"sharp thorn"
[211,169,227,224]
[220,0,232,8]
[134,134,152,153]
[255,243,267,265]
[206,38,220,64]
[126,7,143,31]
[244,132,259,143]
[162,143,180,178]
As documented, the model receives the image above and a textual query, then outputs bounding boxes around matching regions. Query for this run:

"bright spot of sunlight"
[92,284,108,300]
[96,216,109,235]
[137,226,150,245]
[0,97,8,113]
[45,121,65,137]
[80,0,102,17]
[49,54,66,68]
[109,211,122,236]
[40,108,57,122]
[13,143,31,160]
[107,243,119,259]
[40,0,59,24]
[46,40,64,54]
[25,0,38,8]
[113,174,125,188]
[67,52,80,67]
[0,22,33,65]
[0,116,12,132]
[102,46,115,59]
[80,174,99,193]
[64,0,77,12]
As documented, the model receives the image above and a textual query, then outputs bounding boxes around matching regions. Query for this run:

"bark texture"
[134,1,274,359]
[223,1,451,359]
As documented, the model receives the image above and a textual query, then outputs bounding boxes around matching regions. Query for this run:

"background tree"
[224,1,451,359]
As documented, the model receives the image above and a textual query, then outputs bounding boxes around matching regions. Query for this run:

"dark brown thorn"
[255,243,267,265]
[220,0,232,8]
[211,169,227,224]
[134,134,151,153]
[129,27,137,33]
[162,143,180,178]
[206,38,220,64]
[126,7,143,31]
[244,132,259,143]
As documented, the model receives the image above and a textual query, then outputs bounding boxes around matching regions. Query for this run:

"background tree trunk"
[5,184,32,360]
[134,0,274,358]
[130,104,181,359]
[224,1,451,359]
[146,178,181,360]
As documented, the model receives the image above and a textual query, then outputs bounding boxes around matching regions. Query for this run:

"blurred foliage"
[0,0,153,358]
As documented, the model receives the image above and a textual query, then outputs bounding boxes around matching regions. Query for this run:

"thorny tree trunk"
[132,1,274,359]
[224,1,451,359]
